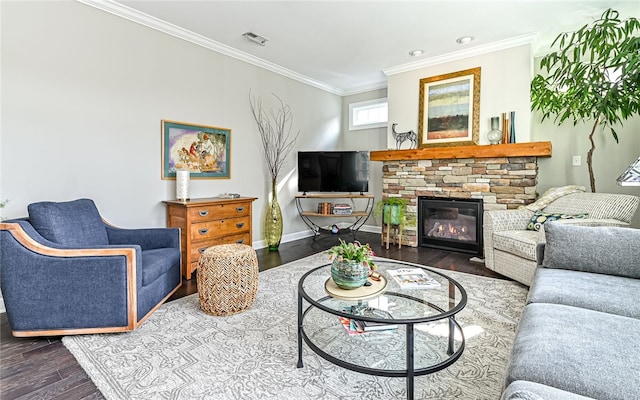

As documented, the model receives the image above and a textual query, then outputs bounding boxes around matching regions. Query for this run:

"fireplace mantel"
[370,141,552,161]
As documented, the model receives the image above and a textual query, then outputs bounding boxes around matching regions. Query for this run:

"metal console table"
[295,193,374,239]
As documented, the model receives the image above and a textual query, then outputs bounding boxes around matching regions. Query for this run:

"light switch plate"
[572,156,581,166]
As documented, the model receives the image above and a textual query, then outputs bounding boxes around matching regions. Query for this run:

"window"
[349,98,388,131]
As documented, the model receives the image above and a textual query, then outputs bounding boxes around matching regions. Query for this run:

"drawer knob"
[198,247,207,254]
[236,239,245,244]
[236,207,245,213]
[198,228,209,235]
[236,222,245,229]
[198,210,209,217]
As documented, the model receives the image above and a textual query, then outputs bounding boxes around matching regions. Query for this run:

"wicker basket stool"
[197,243,259,316]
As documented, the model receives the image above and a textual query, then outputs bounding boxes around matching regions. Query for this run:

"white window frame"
[349,97,388,131]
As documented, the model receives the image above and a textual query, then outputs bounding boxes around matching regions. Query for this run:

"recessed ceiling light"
[456,36,474,44]
[409,49,424,57]
[243,32,268,46]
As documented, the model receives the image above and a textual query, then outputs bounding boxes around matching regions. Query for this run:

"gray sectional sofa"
[502,223,640,400]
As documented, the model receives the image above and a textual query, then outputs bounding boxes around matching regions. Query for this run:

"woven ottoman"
[197,243,259,316]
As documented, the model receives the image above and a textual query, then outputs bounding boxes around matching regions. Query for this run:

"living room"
[2,1,640,399]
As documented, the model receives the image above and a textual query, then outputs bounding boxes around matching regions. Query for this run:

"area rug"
[63,253,527,400]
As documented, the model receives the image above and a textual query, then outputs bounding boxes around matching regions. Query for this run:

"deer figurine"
[391,123,417,149]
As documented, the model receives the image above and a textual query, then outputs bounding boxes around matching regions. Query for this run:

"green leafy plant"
[374,197,409,228]
[326,239,376,270]
[531,8,640,192]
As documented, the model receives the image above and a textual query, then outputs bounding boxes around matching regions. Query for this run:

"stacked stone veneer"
[382,156,539,247]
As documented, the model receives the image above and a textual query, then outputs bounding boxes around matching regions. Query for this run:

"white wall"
[387,44,533,147]
[340,89,388,230]
[0,1,342,245]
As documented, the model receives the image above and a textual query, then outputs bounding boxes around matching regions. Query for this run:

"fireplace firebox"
[418,197,483,255]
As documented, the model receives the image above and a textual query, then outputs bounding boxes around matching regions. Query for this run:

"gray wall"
[1,1,342,246]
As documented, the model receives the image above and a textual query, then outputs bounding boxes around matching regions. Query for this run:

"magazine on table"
[387,268,441,289]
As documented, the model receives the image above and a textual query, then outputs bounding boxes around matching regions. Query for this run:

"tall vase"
[265,179,283,251]
[509,111,516,144]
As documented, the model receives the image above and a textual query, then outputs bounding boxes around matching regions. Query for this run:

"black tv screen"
[297,151,369,193]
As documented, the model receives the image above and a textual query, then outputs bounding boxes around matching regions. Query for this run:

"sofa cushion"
[526,211,587,231]
[502,381,595,400]
[28,199,109,247]
[493,230,540,261]
[141,248,181,287]
[543,224,640,279]
[506,303,640,400]
[528,268,640,319]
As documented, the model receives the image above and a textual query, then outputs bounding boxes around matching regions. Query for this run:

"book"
[338,317,363,336]
[340,306,398,334]
[388,268,441,289]
[353,319,398,332]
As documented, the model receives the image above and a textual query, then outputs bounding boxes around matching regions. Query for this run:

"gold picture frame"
[418,67,481,147]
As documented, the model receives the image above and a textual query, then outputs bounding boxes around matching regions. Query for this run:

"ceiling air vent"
[242,32,268,46]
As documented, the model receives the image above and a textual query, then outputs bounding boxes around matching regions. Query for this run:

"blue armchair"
[0,199,181,337]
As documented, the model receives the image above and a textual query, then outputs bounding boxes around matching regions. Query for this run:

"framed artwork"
[418,67,480,147]
[161,120,231,179]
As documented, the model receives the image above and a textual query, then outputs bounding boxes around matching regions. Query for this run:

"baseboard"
[252,224,381,249]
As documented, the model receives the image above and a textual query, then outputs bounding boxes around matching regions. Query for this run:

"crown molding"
[77,0,345,95]
[383,33,539,77]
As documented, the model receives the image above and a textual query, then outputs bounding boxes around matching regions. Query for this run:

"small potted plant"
[326,239,376,290]
[374,197,409,227]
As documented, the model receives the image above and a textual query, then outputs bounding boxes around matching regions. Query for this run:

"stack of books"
[332,204,353,215]
[338,317,398,335]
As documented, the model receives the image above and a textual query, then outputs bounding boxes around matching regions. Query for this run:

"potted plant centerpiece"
[326,239,376,290]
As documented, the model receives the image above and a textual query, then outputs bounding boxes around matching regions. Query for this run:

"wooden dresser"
[163,197,257,280]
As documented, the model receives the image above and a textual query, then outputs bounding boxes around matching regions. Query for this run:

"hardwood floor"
[0,232,507,400]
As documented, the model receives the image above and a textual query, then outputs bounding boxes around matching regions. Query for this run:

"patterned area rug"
[63,253,527,400]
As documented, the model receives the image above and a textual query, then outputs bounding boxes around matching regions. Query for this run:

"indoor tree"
[531,8,640,192]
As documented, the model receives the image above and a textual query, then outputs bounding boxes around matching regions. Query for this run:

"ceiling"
[81,0,639,95]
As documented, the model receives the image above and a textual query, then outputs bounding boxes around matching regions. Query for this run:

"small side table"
[381,222,402,250]
[197,243,259,316]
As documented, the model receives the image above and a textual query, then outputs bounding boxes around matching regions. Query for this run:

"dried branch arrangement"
[249,91,300,181]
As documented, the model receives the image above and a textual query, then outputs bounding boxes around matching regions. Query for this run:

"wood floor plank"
[1,231,506,400]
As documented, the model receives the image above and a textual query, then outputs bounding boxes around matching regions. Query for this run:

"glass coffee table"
[297,259,467,400]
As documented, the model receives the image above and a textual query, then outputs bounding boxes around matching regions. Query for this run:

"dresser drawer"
[190,216,250,241]
[187,202,250,222]
[189,233,251,263]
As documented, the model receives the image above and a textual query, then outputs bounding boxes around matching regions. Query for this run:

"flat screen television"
[297,151,369,193]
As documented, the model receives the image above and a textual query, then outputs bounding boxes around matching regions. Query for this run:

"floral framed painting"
[161,120,231,179]
[418,67,481,147]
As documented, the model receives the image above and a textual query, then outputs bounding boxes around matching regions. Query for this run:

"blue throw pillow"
[526,211,588,231]
[28,199,109,246]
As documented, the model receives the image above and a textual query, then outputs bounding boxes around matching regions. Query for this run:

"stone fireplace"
[370,142,552,248]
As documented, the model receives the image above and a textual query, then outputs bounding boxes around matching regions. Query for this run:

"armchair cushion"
[28,199,108,246]
[493,230,540,260]
[141,248,181,287]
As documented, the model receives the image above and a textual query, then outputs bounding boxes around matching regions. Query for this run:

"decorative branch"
[249,91,300,182]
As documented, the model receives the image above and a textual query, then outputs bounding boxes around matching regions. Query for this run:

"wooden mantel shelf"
[370,141,552,161]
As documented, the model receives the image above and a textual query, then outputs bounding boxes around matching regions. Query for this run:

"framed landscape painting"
[161,120,231,179]
[418,67,480,147]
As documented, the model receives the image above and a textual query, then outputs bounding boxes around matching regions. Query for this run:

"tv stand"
[295,193,374,240]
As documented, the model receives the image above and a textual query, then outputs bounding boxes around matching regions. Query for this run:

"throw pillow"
[526,211,588,231]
